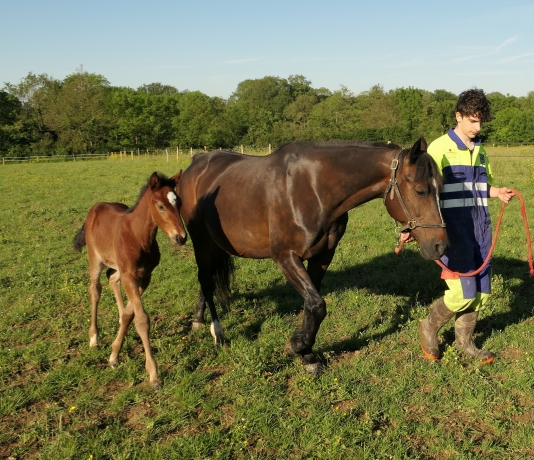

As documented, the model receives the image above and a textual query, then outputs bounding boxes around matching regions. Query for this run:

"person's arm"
[489,185,515,203]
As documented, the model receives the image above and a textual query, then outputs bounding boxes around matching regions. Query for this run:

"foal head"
[146,171,187,246]
[384,137,448,260]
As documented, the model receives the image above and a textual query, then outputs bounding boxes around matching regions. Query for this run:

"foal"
[73,171,187,388]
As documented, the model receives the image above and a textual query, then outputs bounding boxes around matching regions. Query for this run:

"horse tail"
[213,251,235,307]
[73,222,86,253]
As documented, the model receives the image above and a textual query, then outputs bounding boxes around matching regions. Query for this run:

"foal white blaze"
[167,191,177,206]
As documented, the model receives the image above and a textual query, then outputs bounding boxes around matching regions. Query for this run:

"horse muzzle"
[173,234,187,246]
[419,237,449,260]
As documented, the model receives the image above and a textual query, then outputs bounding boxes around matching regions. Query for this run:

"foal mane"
[126,172,175,214]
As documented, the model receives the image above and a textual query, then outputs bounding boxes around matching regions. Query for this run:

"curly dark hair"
[456,88,492,122]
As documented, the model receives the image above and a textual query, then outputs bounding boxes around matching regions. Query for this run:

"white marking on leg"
[89,334,98,348]
[210,320,224,345]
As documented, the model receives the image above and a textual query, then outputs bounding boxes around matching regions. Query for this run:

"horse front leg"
[107,268,135,369]
[194,275,225,346]
[274,251,326,374]
[87,256,104,348]
[191,238,225,345]
[307,213,348,291]
[192,289,207,331]
[120,274,160,389]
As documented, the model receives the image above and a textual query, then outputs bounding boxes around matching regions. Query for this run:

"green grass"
[1,147,534,459]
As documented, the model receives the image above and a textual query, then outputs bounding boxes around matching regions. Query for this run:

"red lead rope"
[435,189,534,278]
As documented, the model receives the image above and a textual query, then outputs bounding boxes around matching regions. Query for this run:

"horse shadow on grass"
[224,250,534,359]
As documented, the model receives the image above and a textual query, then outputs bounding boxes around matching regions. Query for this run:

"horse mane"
[271,140,401,156]
[126,172,175,214]
[311,140,402,149]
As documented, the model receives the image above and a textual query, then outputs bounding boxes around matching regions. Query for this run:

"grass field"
[1,147,534,459]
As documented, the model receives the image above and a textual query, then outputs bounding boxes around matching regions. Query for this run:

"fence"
[1,145,274,165]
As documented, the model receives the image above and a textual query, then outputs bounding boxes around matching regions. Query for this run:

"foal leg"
[107,269,135,368]
[274,250,326,373]
[87,256,104,348]
[121,274,161,388]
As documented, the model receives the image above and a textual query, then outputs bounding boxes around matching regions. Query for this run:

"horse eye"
[157,204,165,211]
[416,189,428,197]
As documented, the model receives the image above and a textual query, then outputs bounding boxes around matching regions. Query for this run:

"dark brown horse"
[73,171,187,388]
[178,138,448,372]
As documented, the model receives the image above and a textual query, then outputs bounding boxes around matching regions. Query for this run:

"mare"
[177,138,448,372]
[73,171,187,388]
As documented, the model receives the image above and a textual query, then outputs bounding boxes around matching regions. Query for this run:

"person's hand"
[497,187,515,204]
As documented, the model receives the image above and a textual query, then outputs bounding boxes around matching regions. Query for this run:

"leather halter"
[384,149,446,233]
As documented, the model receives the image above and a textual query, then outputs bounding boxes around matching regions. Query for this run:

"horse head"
[383,137,449,260]
[149,171,187,246]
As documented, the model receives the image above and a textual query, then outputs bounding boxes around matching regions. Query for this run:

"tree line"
[1,68,533,157]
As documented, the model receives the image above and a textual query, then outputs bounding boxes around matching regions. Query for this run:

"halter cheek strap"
[384,149,446,233]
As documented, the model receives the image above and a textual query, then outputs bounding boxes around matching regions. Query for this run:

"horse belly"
[85,203,126,269]
[214,209,271,258]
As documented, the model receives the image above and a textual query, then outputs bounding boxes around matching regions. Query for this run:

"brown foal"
[73,171,187,388]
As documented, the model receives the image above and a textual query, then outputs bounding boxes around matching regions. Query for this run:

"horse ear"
[409,136,427,164]
[149,172,160,190]
[171,170,182,186]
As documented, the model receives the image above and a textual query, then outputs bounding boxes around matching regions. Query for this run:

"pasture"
[1,147,534,459]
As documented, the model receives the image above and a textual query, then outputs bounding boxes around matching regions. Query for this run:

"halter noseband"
[383,149,446,233]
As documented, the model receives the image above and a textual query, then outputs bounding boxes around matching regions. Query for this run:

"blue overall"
[428,129,493,312]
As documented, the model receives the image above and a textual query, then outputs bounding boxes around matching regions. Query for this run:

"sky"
[2,0,534,99]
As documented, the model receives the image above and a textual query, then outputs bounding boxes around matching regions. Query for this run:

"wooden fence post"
[131,150,133,160]
[166,149,169,162]
[190,147,193,157]
[240,145,244,154]
[269,144,271,154]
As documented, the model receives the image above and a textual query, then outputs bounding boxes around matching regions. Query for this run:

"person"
[418,88,515,364]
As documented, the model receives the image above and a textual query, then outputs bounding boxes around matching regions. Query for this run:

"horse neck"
[337,147,398,202]
[126,191,158,250]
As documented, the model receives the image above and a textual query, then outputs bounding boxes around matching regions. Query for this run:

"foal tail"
[73,223,87,253]
[213,251,235,307]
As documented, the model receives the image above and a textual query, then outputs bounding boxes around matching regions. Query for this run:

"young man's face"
[456,112,481,140]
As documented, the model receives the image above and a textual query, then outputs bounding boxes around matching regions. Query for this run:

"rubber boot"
[454,309,495,364]
[418,297,455,360]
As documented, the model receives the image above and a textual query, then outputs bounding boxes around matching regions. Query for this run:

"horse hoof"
[304,362,321,375]
[283,341,297,356]
[192,321,205,332]
[150,380,162,391]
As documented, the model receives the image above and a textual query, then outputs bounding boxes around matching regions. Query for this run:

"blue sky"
[2,0,534,98]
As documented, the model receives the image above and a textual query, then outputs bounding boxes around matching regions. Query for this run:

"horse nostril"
[176,234,187,245]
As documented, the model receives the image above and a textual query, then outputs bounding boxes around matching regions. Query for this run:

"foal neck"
[126,189,159,249]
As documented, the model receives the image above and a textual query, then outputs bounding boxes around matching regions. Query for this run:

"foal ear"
[408,136,427,164]
[149,171,161,190]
